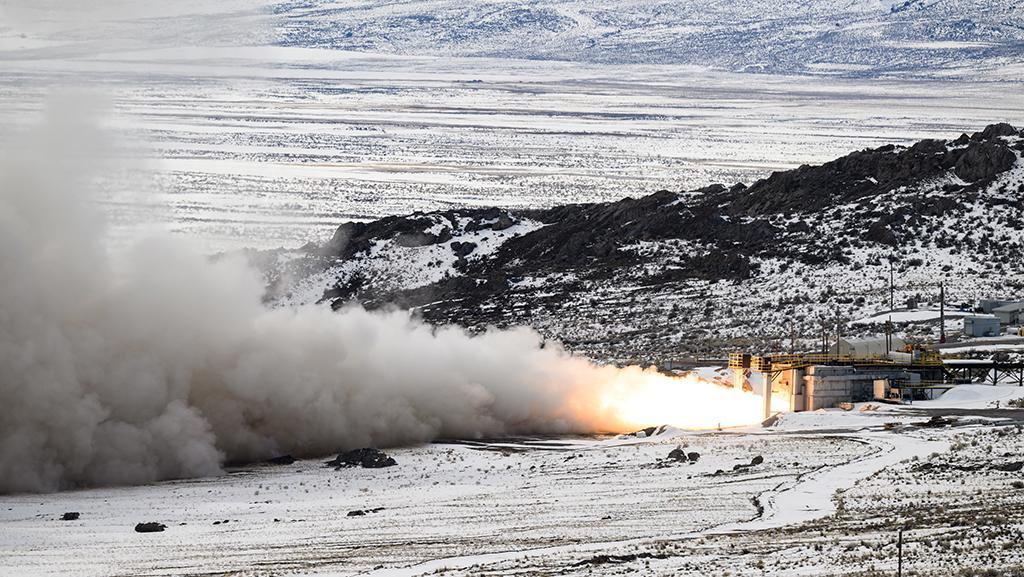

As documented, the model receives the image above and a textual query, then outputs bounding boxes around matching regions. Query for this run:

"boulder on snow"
[325,448,397,469]
[667,447,687,462]
[450,241,477,258]
[751,455,764,466]
[60,512,80,521]
[135,522,166,533]
[687,452,700,463]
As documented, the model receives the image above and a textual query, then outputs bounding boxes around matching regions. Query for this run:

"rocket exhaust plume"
[0,106,772,494]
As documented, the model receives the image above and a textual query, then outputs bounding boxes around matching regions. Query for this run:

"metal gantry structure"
[732,352,1024,387]
[943,360,1024,386]
[728,351,1024,418]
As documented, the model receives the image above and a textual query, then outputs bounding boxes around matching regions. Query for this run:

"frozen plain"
[4,54,1022,253]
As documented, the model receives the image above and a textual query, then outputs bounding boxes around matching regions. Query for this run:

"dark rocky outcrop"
[725,126,1018,215]
[60,512,80,521]
[135,522,166,533]
[263,123,1022,362]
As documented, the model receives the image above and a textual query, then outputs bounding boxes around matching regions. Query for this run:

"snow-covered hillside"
[259,123,1024,363]
[277,0,1024,77]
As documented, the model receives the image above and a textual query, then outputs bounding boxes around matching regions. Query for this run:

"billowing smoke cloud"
[0,105,691,494]
[3,95,783,495]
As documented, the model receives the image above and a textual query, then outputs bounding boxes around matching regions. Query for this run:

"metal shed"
[829,336,906,357]
[963,315,1001,337]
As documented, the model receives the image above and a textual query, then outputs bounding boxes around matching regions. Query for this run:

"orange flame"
[592,367,784,430]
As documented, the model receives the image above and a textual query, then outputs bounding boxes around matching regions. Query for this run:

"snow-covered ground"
[4,383,1024,576]
[2,4,1023,253]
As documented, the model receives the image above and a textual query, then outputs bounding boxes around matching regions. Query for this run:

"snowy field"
[5,57,1022,254]
[4,384,1024,576]
[2,3,1023,253]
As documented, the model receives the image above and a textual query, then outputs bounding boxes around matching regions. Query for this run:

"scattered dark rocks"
[918,415,957,428]
[266,454,296,466]
[666,447,701,463]
[914,458,1024,473]
[212,520,230,525]
[653,446,700,468]
[347,507,385,517]
[626,425,668,439]
[60,512,80,521]
[325,448,397,469]
[728,455,765,473]
[134,522,166,533]
[573,552,670,566]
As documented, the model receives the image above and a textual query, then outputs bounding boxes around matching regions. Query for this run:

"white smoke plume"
[2,96,785,495]
[0,104,682,494]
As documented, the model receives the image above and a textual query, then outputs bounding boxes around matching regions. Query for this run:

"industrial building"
[963,315,1001,337]
[730,347,1024,419]
[978,299,1016,314]
[829,336,906,356]
[993,302,1024,326]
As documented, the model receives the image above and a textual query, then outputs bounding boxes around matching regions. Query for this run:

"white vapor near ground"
[1,103,772,494]
[0,105,610,493]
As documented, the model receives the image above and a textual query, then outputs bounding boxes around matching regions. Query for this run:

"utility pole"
[822,318,831,357]
[886,315,893,354]
[889,260,895,311]
[939,283,946,344]
[835,305,842,358]
[897,528,904,577]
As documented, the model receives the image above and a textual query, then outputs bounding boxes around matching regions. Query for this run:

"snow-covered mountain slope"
[257,123,1024,364]
[276,0,1024,77]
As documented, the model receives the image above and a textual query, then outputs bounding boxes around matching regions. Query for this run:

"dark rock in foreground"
[135,522,166,533]
[266,455,296,465]
[60,512,79,521]
[326,448,397,469]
